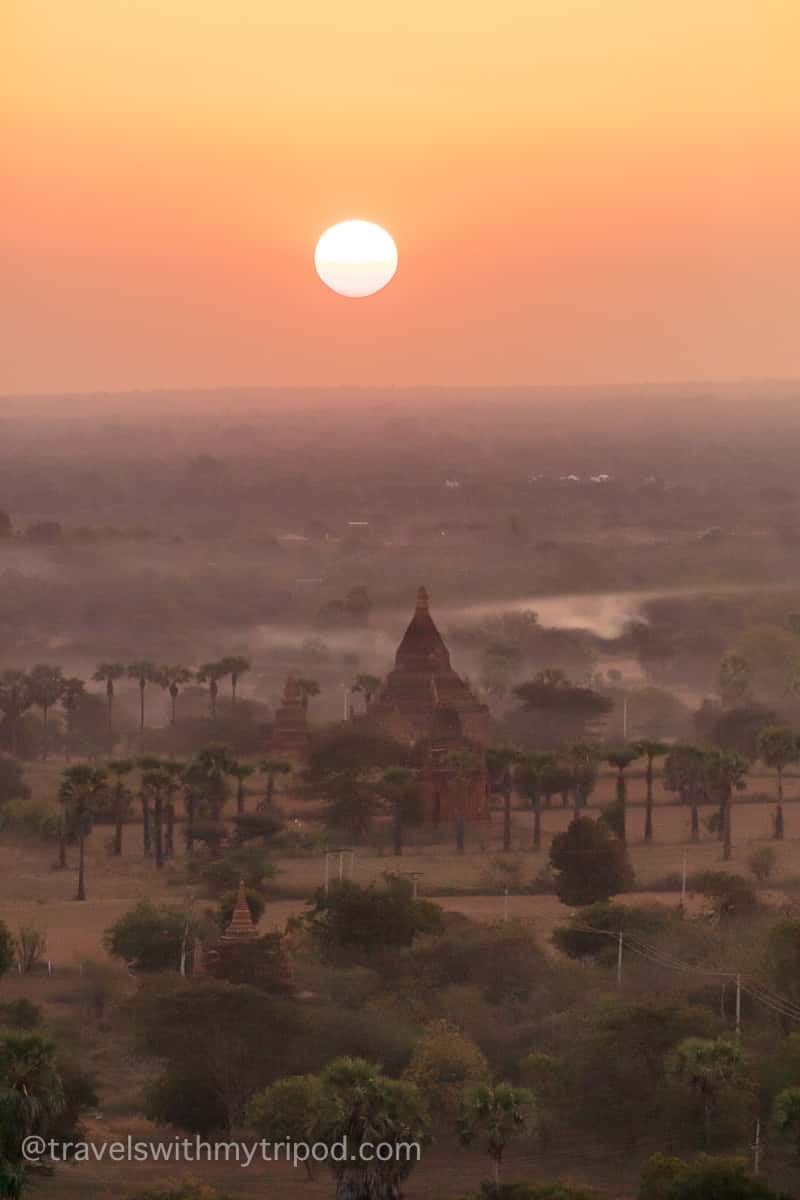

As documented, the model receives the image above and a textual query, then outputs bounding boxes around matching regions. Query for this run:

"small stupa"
[220,878,259,943]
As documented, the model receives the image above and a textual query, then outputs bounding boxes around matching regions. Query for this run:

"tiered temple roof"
[368,587,489,747]
[220,879,259,943]
[269,673,310,764]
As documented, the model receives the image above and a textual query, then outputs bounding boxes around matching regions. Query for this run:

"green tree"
[458,1081,536,1188]
[157,665,194,725]
[445,749,483,855]
[144,1072,228,1136]
[719,653,753,705]
[58,677,85,763]
[703,750,748,861]
[604,746,639,845]
[511,671,613,749]
[314,1056,430,1200]
[27,665,64,761]
[306,877,442,960]
[0,759,29,810]
[58,765,108,900]
[295,677,321,707]
[379,766,419,856]
[773,1086,800,1161]
[639,1152,791,1200]
[246,1075,321,1178]
[258,757,292,807]
[669,1038,748,1148]
[0,1031,65,1198]
[663,743,706,841]
[105,900,198,972]
[352,673,382,710]
[758,725,797,841]
[515,752,560,850]
[219,656,250,706]
[107,758,134,856]
[488,747,522,854]
[92,662,126,750]
[403,1020,490,1125]
[0,672,32,759]
[196,661,226,719]
[563,741,601,816]
[319,767,382,845]
[633,738,667,843]
[228,761,255,817]
[127,661,158,742]
[550,816,633,906]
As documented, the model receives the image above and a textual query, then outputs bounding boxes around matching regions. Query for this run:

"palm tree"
[759,725,798,841]
[664,743,706,841]
[669,1037,747,1147]
[564,741,601,816]
[157,665,194,725]
[139,760,168,868]
[188,743,236,821]
[487,746,522,853]
[444,749,482,855]
[92,662,126,750]
[27,664,64,760]
[0,1030,65,1189]
[516,751,557,850]
[258,757,293,807]
[59,677,85,762]
[197,660,226,719]
[228,760,256,816]
[632,738,667,843]
[106,758,134,856]
[704,748,749,861]
[219,655,251,705]
[0,670,33,758]
[160,758,184,857]
[127,661,158,743]
[352,673,382,711]
[314,1057,430,1200]
[605,745,639,846]
[380,766,419,856]
[458,1081,536,1188]
[58,765,108,900]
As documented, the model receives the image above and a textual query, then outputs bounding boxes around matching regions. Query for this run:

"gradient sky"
[3,0,799,393]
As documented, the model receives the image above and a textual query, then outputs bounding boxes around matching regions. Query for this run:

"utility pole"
[324,853,330,895]
[617,931,624,988]
[622,697,628,741]
[503,888,509,922]
[752,1119,761,1175]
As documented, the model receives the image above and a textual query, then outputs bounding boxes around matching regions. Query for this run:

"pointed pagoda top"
[221,878,258,942]
[395,586,451,670]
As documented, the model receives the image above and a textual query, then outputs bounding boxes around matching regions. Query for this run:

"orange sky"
[2,0,799,393]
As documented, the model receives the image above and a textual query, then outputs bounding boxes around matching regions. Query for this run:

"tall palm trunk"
[532,791,542,850]
[722,787,733,860]
[502,776,513,852]
[165,801,175,857]
[106,680,114,749]
[236,781,245,816]
[185,791,195,852]
[154,792,164,868]
[112,788,124,856]
[616,770,627,846]
[77,833,86,901]
[456,802,465,854]
[58,802,67,868]
[644,755,654,843]
[209,680,218,719]
[141,794,151,854]
[139,681,146,739]
[170,686,178,725]
[41,703,49,761]
[775,766,785,840]
[393,800,404,856]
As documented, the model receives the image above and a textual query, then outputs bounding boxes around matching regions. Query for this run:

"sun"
[314,220,398,298]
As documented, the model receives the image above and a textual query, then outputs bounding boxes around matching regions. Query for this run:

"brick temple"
[367,587,490,824]
[268,673,311,765]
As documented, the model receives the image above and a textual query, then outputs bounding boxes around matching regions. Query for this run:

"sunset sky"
[3,1,799,394]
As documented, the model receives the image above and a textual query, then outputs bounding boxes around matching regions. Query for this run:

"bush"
[0,755,30,807]
[550,817,634,906]
[306,876,443,960]
[0,920,12,979]
[145,1071,230,1134]
[403,1020,490,1122]
[0,998,42,1028]
[185,845,276,897]
[747,846,777,884]
[104,901,193,971]
[0,796,59,842]
[689,872,758,919]
[13,925,47,973]
[638,1153,791,1200]
[552,902,670,964]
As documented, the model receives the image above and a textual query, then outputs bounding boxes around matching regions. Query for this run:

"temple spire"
[221,878,258,942]
[416,586,430,611]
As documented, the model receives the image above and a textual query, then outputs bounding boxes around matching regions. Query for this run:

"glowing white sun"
[314,220,398,298]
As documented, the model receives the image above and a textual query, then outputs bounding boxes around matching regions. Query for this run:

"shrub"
[403,1020,490,1122]
[689,872,758,919]
[145,1071,230,1134]
[104,901,193,971]
[0,755,30,807]
[550,817,634,906]
[306,876,443,960]
[13,925,47,973]
[638,1153,791,1200]
[0,796,59,842]
[747,846,777,884]
[552,902,670,964]
[0,998,42,1028]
